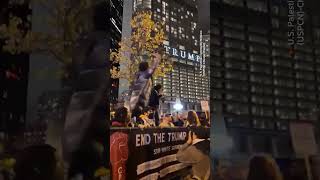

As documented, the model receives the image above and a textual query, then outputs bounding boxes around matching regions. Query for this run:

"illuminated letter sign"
[163,45,201,62]
[180,51,186,58]
[187,53,195,61]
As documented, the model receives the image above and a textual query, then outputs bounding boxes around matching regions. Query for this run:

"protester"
[131,104,143,119]
[172,113,184,127]
[186,111,201,127]
[111,107,129,127]
[176,127,211,180]
[110,108,129,180]
[199,112,210,127]
[148,84,163,126]
[138,107,155,128]
[247,155,283,180]
[159,114,175,128]
[129,53,161,114]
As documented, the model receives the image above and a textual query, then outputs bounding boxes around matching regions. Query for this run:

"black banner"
[110,127,210,180]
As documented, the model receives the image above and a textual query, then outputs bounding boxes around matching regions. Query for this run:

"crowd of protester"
[111,105,210,129]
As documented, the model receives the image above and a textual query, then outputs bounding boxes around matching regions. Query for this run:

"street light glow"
[173,98,183,111]
[173,103,183,111]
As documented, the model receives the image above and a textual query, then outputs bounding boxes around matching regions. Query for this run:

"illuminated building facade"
[132,0,210,113]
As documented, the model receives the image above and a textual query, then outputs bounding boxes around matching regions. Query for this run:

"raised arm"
[147,53,161,75]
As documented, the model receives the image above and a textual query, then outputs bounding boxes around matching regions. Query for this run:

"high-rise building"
[130,0,209,113]
[110,0,123,104]
[211,0,320,159]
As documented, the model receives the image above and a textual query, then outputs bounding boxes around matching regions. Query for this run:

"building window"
[250,75,272,85]
[226,93,248,102]
[249,34,268,44]
[276,121,289,131]
[276,109,296,119]
[144,0,151,8]
[274,78,295,88]
[247,0,267,12]
[251,85,273,95]
[275,98,295,107]
[294,62,313,71]
[297,92,316,100]
[314,28,320,40]
[252,106,273,117]
[273,59,292,68]
[272,18,279,28]
[297,101,316,109]
[274,69,293,78]
[224,29,245,40]
[226,71,248,81]
[296,81,315,91]
[225,50,246,60]
[225,40,246,50]
[226,60,247,70]
[251,96,273,106]
[223,21,244,29]
[225,104,249,115]
[166,25,169,32]
[271,6,279,15]
[250,55,269,64]
[274,88,295,98]
[250,64,271,74]
[249,45,268,54]
[226,82,248,91]
[191,22,197,31]
[223,0,244,7]
[296,72,315,81]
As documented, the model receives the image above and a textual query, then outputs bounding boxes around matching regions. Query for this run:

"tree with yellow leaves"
[0,1,110,178]
[110,11,173,84]
[0,0,103,77]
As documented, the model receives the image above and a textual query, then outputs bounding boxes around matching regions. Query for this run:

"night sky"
[198,0,210,33]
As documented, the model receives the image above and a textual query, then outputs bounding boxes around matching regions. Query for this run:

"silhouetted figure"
[148,84,163,126]
[14,144,63,180]
[110,107,129,180]
[186,111,201,127]
[111,107,129,127]
[177,127,211,180]
[247,155,283,180]
[129,53,161,115]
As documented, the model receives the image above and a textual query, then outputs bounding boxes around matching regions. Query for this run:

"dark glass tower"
[211,0,320,159]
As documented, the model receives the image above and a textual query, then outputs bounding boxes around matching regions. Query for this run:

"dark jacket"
[148,89,162,107]
[173,119,185,127]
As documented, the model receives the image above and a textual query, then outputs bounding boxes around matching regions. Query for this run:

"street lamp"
[173,98,183,111]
